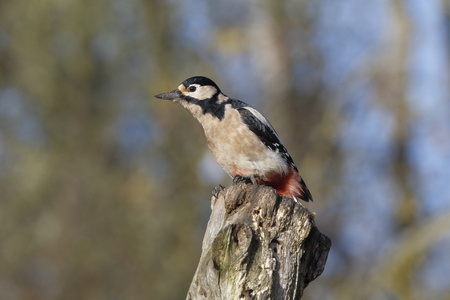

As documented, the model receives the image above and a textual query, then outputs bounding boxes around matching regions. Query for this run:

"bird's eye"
[188,86,197,92]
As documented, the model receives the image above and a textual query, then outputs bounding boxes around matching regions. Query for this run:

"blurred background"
[1,0,450,299]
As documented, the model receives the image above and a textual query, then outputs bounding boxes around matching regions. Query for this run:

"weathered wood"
[187,182,331,300]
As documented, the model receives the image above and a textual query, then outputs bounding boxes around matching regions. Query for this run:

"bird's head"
[155,76,222,103]
[155,76,231,121]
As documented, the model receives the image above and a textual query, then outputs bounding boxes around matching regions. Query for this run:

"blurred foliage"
[0,0,449,299]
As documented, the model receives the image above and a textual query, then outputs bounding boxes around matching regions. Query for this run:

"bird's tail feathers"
[258,168,313,202]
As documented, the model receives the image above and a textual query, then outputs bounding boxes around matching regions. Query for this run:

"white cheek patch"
[188,85,217,100]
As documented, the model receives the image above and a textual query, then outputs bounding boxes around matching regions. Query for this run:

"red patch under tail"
[258,168,313,202]
[232,166,312,202]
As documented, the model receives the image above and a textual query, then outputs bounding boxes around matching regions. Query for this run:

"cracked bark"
[186,182,331,300]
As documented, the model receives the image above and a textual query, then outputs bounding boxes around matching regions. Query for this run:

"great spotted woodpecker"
[155,76,313,202]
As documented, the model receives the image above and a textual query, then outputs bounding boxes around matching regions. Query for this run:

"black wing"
[237,107,297,170]
[237,106,313,202]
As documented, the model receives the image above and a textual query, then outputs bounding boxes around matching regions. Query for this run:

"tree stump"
[187,182,331,300]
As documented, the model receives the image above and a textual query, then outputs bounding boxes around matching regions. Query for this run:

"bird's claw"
[212,184,225,198]
[233,174,260,186]
[249,175,260,185]
[233,175,246,184]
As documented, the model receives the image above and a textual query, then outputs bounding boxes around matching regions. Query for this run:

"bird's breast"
[199,108,288,177]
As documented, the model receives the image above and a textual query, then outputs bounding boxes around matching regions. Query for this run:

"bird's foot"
[233,174,260,186]
[233,175,246,184]
[212,184,225,199]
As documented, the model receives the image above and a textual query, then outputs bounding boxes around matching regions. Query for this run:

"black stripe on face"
[184,94,228,120]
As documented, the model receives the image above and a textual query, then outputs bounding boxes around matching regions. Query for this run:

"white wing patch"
[241,106,282,138]
[183,84,218,100]
[241,106,284,147]
[241,107,268,125]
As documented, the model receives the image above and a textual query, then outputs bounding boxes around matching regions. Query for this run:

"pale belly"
[190,103,288,178]
[204,120,287,178]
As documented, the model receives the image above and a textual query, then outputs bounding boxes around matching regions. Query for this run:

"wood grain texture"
[187,182,331,300]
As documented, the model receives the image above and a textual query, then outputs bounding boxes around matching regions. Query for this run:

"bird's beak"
[155,89,182,101]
